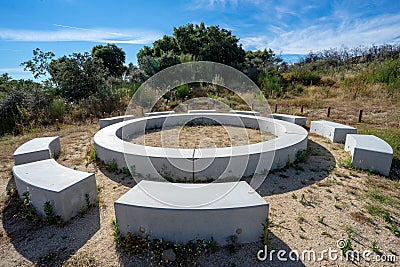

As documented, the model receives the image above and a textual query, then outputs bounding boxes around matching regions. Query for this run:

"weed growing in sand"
[340,238,352,255]
[371,242,381,254]
[110,219,219,264]
[105,159,119,173]
[43,201,62,225]
[299,193,307,205]
[318,216,325,224]
[365,204,384,216]
[321,231,332,238]
[295,149,309,164]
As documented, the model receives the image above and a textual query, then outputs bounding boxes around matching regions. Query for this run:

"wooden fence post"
[327,107,331,118]
[358,110,363,123]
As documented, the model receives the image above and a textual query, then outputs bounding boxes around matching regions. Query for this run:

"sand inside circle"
[128,125,276,149]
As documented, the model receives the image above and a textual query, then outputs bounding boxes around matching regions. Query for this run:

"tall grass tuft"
[49,98,66,122]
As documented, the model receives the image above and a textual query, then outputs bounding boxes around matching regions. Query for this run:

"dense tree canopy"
[48,53,108,99]
[92,44,126,77]
[137,22,246,74]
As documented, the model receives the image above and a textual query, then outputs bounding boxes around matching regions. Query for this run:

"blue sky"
[1,0,400,79]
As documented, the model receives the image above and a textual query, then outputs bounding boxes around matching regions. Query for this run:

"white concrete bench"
[229,110,260,116]
[115,180,269,245]
[188,109,217,114]
[13,136,60,165]
[310,120,357,143]
[12,159,97,221]
[345,134,393,176]
[99,115,135,129]
[145,111,175,117]
[270,113,307,127]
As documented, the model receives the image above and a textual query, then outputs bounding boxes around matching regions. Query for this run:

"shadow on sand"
[244,139,336,197]
[2,177,100,265]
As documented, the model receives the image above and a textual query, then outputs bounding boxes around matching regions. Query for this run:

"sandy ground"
[128,125,275,148]
[0,106,399,266]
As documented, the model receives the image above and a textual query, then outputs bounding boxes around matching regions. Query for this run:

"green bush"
[291,67,321,86]
[366,58,400,97]
[176,84,190,99]
[49,98,66,122]
[0,88,52,135]
[259,71,283,97]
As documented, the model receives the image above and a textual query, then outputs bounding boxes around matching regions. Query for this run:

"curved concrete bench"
[145,111,175,117]
[115,180,268,244]
[13,136,60,165]
[229,110,260,116]
[12,159,97,221]
[94,113,308,181]
[270,113,306,127]
[99,115,135,129]
[310,120,357,143]
[345,134,393,176]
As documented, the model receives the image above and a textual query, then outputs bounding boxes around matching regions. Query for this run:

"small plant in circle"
[299,193,308,205]
[338,238,352,255]
[294,148,309,164]
[371,242,381,254]
[389,225,400,237]
[43,201,62,225]
[90,144,98,161]
[226,235,238,254]
[105,159,119,173]
[345,156,353,168]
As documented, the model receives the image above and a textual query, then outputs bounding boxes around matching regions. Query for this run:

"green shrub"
[292,67,321,85]
[49,98,66,122]
[0,88,52,135]
[259,71,283,97]
[43,201,62,225]
[176,84,190,99]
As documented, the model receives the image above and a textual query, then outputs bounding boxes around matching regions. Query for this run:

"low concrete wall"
[12,159,97,221]
[13,136,60,165]
[94,113,308,181]
[345,134,393,176]
[99,115,135,129]
[188,109,217,114]
[229,110,260,116]
[270,113,307,127]
[114,180,269,244]
[145,111,175,117]
[310,120,356,143]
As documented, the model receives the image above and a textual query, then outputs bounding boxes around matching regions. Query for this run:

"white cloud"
[0,67,34,80]
[0,25,162,44]
[0,67,24,73]
[241,13,400,54]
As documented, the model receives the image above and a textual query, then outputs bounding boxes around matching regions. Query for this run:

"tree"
[92,44,126,77]
[48,53,108,99]
[137,22,246,75]
[21,48,55,79]
[126,65,149,84]
[242,49,282,78]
